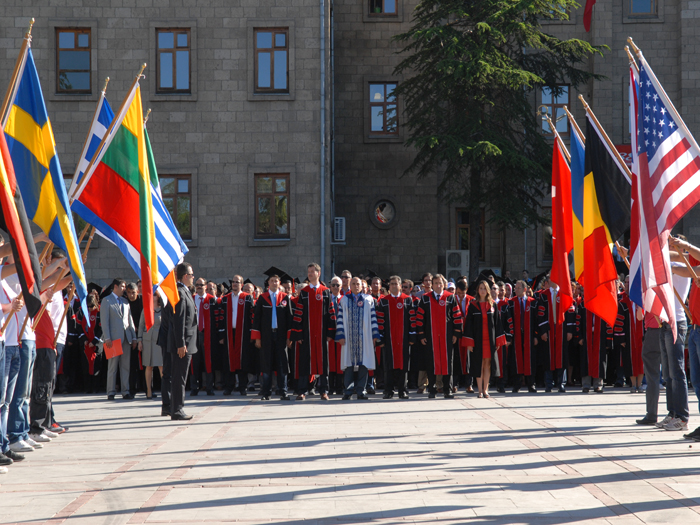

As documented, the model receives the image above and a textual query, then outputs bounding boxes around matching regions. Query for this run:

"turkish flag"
[550,141,574,324]
[583,0,596,31]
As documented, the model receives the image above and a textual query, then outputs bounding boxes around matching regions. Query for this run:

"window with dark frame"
[369,82,398,135]
[369,0,398,16]
[455,208,485,260]
[541,85,569,137]
[160,175,192,240]
[56,28,91,94]
[254,28,289,93]
[156,29,191,93]
[255,174,290,239]
[630,0,657,15]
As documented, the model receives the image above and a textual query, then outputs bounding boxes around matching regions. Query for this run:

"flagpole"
[563,106,585,145]
[545,114,571,163]
[0,18,34,128]
[52,226,96,347]
[143,108,151,126]
[69,63,147,205]
[629,38,700,155]
[578,95,634,182]
[625,46,639,74]
[72,77,110,181]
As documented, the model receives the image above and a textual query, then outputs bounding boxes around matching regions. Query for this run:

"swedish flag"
[4,48,88,311]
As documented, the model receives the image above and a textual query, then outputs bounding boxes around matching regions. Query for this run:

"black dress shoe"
[240,390,248,396]
[107,395,115,400]
[280,395,291,401]
[342,394,352,400]
[497,387,506,393]
[558,387,566,393]
[190,389,199,397]
[366,387,376,395]
[357,394,370,400]
[594,387,603,393]
[223,390,232,396]
[512,388,520,393]
[636,417,657,425]
[444,393,455,399]
[5,450,24,462]
[582,387,590,393]
[528,386,537,393]
[171,413,193,421]
[428,392,436,399]
[0,455,12,466]
[206,390,215,396]
[382,393,392,399]
[545,387,552,393]
[262,395,270,400]
[123,393,133,400]
[398,392,409,399]
[161,409,171,417]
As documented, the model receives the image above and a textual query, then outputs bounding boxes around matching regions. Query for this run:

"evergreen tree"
[393,0,605,279]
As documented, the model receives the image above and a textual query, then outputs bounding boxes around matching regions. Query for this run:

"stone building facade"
[1,1,699,287]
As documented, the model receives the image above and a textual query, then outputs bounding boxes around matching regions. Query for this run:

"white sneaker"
[664,418,688,431]
[30,432,51,443]
[655,414,673,428]
[25,437,43,449]
[9,440,34,452]
[0,466,7,474]
[42,429,59,439]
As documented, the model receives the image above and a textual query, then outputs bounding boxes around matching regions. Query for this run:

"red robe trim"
[586,310,602,378]
[226,292,250,372]
[429,293,449,376]
[513,298,534,376]
[80,310,99,375]
[546,291,566,370]
[197,293,216,374]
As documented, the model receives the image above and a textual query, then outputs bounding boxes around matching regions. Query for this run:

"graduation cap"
[367,269,389,289]
[220,281,232,294]
[87,282,103,296]
[244,278,254,286]
[477,268,499,283]
[532,271,549,291]
[263,266,295,288]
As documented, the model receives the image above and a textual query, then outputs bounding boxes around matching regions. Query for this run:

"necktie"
[521,298,525,312]
[271,292,278,329]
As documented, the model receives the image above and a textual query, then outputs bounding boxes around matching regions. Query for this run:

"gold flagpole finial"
[138,63,147,79]
[101,77,110,94]
[144,108,152,126]
[26,18,35,38]
[578,94,590,111]
[627,37,641,55]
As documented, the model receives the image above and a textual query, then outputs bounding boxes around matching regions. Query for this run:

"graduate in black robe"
[251,275,293,400]
[222,275,256,395]
[503,280,538,393]
[576,304,613,393]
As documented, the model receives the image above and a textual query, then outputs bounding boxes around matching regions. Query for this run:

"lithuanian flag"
[71,82,158,329]
[582,115,631,327]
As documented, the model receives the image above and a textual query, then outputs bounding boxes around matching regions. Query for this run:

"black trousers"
[161,349,172,412]
[427,372,453,396]
[170,350,192,416]
[129,347,144,395]
[30,347,56,433]
[383,368,407,395]
[191,348,213,393]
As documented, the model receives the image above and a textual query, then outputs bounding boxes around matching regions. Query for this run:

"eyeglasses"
[341,276,350,279]
[195,284,204,287]
[331,284,340,287]
[231,280,241,284]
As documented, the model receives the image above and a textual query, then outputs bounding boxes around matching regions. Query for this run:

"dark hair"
[111,278,126,292]
[51,248,66,260]
[421,272,433,282]
[176,262,192,281]
[126,282,138,292]
[86,295,97,309]
[456,280,468,291]
[267,274,280,281]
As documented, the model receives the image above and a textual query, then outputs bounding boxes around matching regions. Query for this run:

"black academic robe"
[503,296,538,376]
[536,289,573,370]
[222,292,257,374]
[290,285,336,377]
[197,293,220,374]
[415,292,463,376]
[463,300,506,377]
[376,293,415,371]
[251,290,293,374]
[576,305,613,379]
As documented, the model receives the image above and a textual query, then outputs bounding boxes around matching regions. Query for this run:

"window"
[630,0,656,15]
[541,85,569,137]
[254,28,289,93]
[255,174,289,239]
[156,29,191,93]
[455,208,485,260]
[56,29,91,94]
[369,83,398,135]
[369,0,397,16]
[542,206,553,261]
[161,176,192,240]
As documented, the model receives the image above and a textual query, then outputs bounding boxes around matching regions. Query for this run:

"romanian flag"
[71,83,158,329]
[3,48,88,315]
[570,128,585,284]
[550,140,573,324]
[0,131,42,317]
[583,115,631,327]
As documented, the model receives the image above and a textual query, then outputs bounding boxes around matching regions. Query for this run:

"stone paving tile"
[1,390,700,524]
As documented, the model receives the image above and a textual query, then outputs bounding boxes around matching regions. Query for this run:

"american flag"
[634,53,700,335]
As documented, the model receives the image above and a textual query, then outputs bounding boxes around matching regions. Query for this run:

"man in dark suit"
[165,262,198,421]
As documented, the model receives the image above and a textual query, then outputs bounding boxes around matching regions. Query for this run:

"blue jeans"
[2,343,21,452]
[0,342,6,453]
[687,325,700,415]
[7,340,36,444]
[660,321,688,421]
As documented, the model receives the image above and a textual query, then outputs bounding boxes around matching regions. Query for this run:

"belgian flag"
[582,115,631,327]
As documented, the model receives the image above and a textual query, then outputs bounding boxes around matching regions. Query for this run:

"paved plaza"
[1,388,699,524]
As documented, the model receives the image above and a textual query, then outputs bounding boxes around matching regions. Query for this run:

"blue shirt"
[270,291,277,329]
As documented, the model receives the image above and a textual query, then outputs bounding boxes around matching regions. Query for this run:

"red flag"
[0,132,43,316]
[583,0,596,31]
[550,141,574,324]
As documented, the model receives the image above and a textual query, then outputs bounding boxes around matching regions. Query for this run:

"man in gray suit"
[163,262,198,420]
[101,279,137,400]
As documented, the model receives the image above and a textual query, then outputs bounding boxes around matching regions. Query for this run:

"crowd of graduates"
[4,237,700,475]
